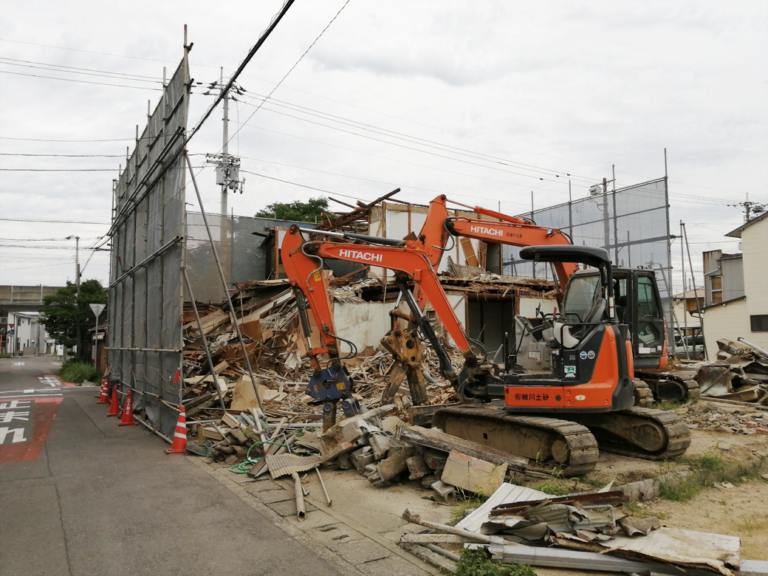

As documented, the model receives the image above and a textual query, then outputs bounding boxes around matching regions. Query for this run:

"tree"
[255,197,329,223]
[40,279,107,357]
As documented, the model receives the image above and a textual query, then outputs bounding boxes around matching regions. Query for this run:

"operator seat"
[549,297,607,349]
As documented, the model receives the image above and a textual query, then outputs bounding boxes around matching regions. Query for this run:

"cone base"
[97,398,109,404]
[166,449,185,455]
[118,422,137,427]
[106,413,119,417]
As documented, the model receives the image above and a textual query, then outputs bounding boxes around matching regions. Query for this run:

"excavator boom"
[416,195,577,307]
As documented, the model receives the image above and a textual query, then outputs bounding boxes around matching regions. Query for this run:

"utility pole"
[76,235,81,357]
[220,67,229,219]
[680,221,688,348]
[602,177,610,255]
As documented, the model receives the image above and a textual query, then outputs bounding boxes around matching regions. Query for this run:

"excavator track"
[633,379,654,408]
[636,370,700,404]
[568,406,691,462]
[433,406,600,477]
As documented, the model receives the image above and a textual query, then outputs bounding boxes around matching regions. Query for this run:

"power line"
[0,136,133,143]
[240,92,596,184]
[0,60,162,84]
[223,0,352,153]
[0,262,78,272]
[240,156,530,207]
[0,218,108,224]
[0,37,221,70]
[0,168,115,172]
[0,244,110,251]
[0,153,122,157]
[238,100,588,188]
[0,70,162,90]
[240,169,363,201]
[0,56,161,80]
[243,124,565,195]
[0,237,100,242]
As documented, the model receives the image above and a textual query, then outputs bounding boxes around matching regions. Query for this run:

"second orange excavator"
[416,195,699,404]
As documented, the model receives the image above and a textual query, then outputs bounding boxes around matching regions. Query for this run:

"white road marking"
[38,377,61,388]
[12,362,25,366]
[0,427,27,444]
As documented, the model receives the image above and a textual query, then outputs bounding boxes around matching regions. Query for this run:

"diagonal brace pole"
[182,267,228,414]
[184,152,266,441]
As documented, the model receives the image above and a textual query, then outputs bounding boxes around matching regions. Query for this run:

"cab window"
[563,276,600,322]
[637,276,660,319]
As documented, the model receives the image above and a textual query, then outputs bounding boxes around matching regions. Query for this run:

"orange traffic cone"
[166,406,187,455]
[106,385,121,417]
[118,389,137,426]
[97,379,110,403]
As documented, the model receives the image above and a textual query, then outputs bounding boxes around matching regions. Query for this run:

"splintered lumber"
[397,425,527,474]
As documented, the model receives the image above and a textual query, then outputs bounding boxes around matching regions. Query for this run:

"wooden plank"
[241,320,262,342]
[221,413,240,428]
[441,450,507,495]
[460,237,479,267]
[397,425,527,473]
[408,404,456,426]
[212,360,229,374]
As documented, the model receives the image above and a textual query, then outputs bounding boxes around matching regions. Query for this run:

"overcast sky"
[1,0,766,294]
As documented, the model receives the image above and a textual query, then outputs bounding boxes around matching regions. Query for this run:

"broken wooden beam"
[397,425,527,474]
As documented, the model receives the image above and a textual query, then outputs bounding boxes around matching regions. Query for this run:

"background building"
[702,212,768,357]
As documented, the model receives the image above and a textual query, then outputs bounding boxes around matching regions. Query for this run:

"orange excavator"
[416,195,699,404]
[280,224,690,476]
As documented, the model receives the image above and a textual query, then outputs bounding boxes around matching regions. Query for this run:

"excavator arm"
[415,195,578,307]
[280,225,488,426]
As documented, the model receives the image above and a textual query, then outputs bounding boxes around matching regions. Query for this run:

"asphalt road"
[0,357,341,576]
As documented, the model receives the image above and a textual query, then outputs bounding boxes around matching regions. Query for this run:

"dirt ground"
[636,479,768,560]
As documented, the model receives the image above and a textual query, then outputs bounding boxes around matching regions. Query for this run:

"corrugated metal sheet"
[721,257,745,301]
[456,483,547,533]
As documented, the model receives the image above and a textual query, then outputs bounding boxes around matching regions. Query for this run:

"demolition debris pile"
[691,339,768,406]
[181,278,462,424]
[400,484,747,576]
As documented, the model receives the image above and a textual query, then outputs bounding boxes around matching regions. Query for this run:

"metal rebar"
[737,337,768,359]
[291,471,306,521]
[104,347,180,352]
[315,468,332,506]
[184,152,266,441]
[183,268,228,413]
[423,544,460,563]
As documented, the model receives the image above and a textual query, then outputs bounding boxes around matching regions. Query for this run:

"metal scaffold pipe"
[184,152,266,441]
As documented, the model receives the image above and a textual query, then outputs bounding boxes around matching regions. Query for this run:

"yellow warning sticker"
[313,272,322,283]
[336,382,346,391]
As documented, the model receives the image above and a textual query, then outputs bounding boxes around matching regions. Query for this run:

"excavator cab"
[497,245,636,414]
[564,267,667,369]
